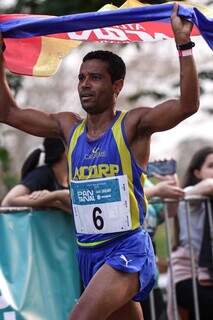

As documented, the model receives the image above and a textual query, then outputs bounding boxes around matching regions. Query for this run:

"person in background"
[145,173,184,239]
[167,146,213,320]
[1,137,71,213]
[142,173,184,320]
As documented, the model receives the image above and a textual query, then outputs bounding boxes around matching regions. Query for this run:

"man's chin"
[82,104,97,115]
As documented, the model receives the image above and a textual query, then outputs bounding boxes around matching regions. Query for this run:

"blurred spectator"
[167,146,213,320]
[1,137,71,213]
[144,173,184,239]
[142,173,184,320]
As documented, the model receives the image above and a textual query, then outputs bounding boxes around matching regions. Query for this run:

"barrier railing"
[146,196,213,320]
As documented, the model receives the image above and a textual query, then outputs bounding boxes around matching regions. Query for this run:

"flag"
[0,0,213,77]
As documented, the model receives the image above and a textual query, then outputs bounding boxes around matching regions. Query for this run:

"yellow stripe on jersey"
[77,237,113,247]
[141,172,148,211]
[112,111,140,229]
[67,120,86,181]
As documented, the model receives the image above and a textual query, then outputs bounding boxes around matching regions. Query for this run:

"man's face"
[78,59,116,115]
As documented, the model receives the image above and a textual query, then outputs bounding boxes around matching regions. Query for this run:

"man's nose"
[81,76,91,88]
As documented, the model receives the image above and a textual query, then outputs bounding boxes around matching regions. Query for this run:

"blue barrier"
[0,208,81,320]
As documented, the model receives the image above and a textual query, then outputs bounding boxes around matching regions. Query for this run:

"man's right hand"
[171,3,193,45]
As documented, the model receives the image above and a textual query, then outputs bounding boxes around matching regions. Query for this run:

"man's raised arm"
[0,34,79,141]
[128,3,200,136]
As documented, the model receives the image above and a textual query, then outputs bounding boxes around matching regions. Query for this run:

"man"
[0,4,199,320]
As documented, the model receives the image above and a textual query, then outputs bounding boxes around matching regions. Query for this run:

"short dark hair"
[182,146,213,187]
[82,50,126,83]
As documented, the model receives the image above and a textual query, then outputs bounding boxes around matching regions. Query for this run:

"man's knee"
[69,293,111,320]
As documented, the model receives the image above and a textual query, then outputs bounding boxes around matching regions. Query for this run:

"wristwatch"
[176,41,195,51]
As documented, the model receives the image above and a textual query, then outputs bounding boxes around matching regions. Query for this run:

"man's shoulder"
[55,111,82,124]
[127,106,151,117]
[123,106,151,127]
[54,111,83,143]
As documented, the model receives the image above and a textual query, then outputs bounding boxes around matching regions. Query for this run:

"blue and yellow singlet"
[67,111,147,247]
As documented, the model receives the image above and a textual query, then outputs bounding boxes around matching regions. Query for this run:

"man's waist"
[76,227,142,248]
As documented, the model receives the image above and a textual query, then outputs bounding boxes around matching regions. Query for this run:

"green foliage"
[154,223,168,259]
[3,175,18,190]
[6,73,23,97]
[199,71,213,80]
[7,0,124,14]
[6,0,183,15]
[0,148,10,171]
[0,147,18,190]
[128,89,166,102]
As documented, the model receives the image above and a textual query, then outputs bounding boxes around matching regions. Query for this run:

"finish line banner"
[0,0,213,76]
[0,209,81,320]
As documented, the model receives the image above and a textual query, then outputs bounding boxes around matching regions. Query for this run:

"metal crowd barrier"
[0,207,31,213]
[146,196,213,320]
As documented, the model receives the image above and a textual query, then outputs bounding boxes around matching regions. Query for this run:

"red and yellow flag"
[1,1,213,76]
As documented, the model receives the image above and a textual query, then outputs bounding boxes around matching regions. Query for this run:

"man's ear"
[113,79,124,97]
[194,169,201,179]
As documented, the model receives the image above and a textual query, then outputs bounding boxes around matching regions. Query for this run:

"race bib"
[70,175,131,234]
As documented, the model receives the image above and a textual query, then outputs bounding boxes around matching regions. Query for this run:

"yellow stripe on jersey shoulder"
[112,111,140,229]
[141,172,148,212]
[67,120,86,180]
[112,111,131,177]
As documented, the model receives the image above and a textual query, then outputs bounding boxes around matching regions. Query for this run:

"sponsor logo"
[68,23,171,43]
[120,255,132,267]
[73,163,119,180]
[84,147,106,160]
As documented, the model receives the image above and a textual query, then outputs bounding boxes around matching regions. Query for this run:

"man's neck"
[86,109,116,140]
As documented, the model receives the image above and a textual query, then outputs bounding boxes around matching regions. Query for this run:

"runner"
[0,4,199,320]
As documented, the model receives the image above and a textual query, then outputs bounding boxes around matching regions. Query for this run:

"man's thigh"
[70,263,140,320]
[108,300,143,320]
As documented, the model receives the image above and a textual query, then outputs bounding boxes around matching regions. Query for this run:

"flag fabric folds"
[0,0,213,76]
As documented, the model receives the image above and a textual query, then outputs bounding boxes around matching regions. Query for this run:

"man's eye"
[78,75,84,81]
[92,75,101,80]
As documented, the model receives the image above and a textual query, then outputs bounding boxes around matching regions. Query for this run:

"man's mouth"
[80,93,94,102]
[80,92,94,98]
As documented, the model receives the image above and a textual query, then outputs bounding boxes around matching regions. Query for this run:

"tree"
[0,147,18,200]
[5,0,173,15]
